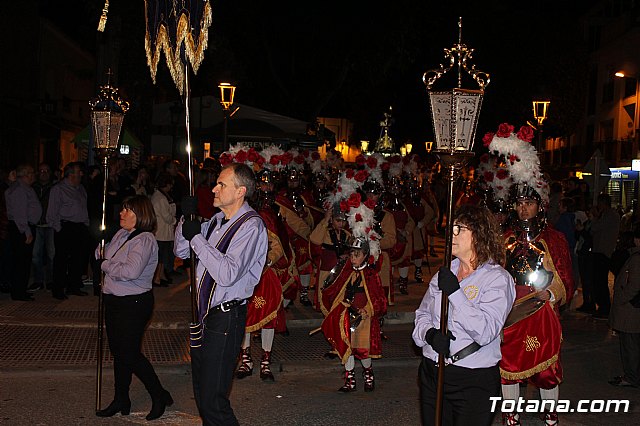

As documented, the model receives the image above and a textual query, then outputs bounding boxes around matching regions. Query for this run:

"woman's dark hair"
[155,172,174,189]
[454,204,506,268]
[122,194,157,232]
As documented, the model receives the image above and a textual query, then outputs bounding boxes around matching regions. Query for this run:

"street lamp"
[532,99,550,153]
[425,141,434,152]
[360,140,369,153]
[614,70,639,152]
[219,82,236,152]
[89,71,129,412]
[422,17,489,426]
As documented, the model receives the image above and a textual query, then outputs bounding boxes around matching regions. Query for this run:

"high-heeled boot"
[260,351,275,381]
[95,398,131,417]
[146,389,173,421]
[235,347,253,379]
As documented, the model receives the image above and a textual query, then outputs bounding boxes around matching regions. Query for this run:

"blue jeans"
[32,226,55,285]
[191,304,246,426]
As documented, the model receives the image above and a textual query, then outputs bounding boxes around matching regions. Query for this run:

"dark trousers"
[8,221,35,298]
[592,252,611,313]
[191,304,246,426]
[419,357,500,426]
[619,331,640,386]
[157,241,175,275]
[52,222,89,296]
[104,291,164,402]
[578,252,593,306]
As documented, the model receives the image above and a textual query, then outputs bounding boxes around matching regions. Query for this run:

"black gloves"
[181,196,198,216]
[425,327,456,356]
[438,266,460,296]
[182,219,201,241]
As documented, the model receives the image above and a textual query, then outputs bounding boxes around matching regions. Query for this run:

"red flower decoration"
[508,154,519,164]
[247,148,260,163]
[355,213,363,222]
[302,150,310,158]
[345,168,355,179]
[496,168,509,180]
[347,192,361,208]
[364,198,377,210]
[482,132,495,147]
[366,156,378,169]
[235,150,248,163]
[381,162,390,171]
[496,123,514,138]
[354,169,369,183]
[388,155,401,164]
[340,200,349,212]
[355,154,366,166]
[255,156,265,167]
[483,171,494,182]
[365,227,372,234]
[294,154,305,165]
[219,153,233,166]
[311,151,321,161]
[269,155,280,166]
[516,125,535,143]
[280,152,293,165]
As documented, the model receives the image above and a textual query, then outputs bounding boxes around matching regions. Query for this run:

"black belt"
[210,299,245,314]
[450,341,482,363]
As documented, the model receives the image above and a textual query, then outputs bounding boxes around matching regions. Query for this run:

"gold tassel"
[97,0,109,32]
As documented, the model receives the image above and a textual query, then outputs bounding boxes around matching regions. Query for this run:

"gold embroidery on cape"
[253,296,266,309]
[524,335,541,352]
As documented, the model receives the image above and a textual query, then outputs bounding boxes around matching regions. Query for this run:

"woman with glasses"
[413,204,515,425]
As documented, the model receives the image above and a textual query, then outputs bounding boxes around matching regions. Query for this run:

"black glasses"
[452,224,469,236]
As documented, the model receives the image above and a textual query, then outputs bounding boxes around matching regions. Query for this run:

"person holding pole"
[175,163,268,425]
[413,204,514,425]
[95,194,173,420]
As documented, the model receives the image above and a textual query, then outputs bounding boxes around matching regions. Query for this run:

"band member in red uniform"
[321,235,387,392]
[236,169,297,382]
[276,168,314,307]
[486,123,574,426]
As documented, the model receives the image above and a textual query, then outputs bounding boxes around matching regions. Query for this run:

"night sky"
[37,0,601,149]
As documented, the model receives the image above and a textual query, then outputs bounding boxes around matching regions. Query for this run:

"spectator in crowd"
[150,172,176,285]
[608,226,640,388]
[5,164,41,301]
[590,193,620,319]
[30,162,56,291]
[47,162,90,300]
[131,166,153,196]
[163,160,188,220]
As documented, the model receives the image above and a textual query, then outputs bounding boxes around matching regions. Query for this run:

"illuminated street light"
[219,82,236,152]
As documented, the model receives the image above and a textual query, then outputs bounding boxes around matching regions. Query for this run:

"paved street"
[1,241,639,425]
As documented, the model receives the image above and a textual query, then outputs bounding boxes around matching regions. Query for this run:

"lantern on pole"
[422,17,489,426]
[89,71,129,412]
[219,82,236,152]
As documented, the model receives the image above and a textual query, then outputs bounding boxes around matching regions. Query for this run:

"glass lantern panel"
[91,111,124,149]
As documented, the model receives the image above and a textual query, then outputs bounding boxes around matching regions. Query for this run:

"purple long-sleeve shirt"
[174,202,268,308]
[46,179,89,232]
[98,228,158,296]
[5,180,42,238]
[413,258,515,368]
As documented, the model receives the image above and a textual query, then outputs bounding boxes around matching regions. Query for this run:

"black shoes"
[146,389,173,421]
[95,399,131,417]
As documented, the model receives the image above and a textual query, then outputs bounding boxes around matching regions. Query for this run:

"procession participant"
[276,167,314,307]
[175,163,268,425]
[95,195,172,421]
[403,174,431,284]
[309,202,350,314]
[5,164,41,301]
[386,175,415,295]
[413,204,515,426]
[321,234,387,392]
[486,123,574,426]
[235,169,295,382]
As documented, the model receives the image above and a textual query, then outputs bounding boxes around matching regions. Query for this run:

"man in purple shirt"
[46,162,90,300]
[5,164,41,301]
[175,163,268,425]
